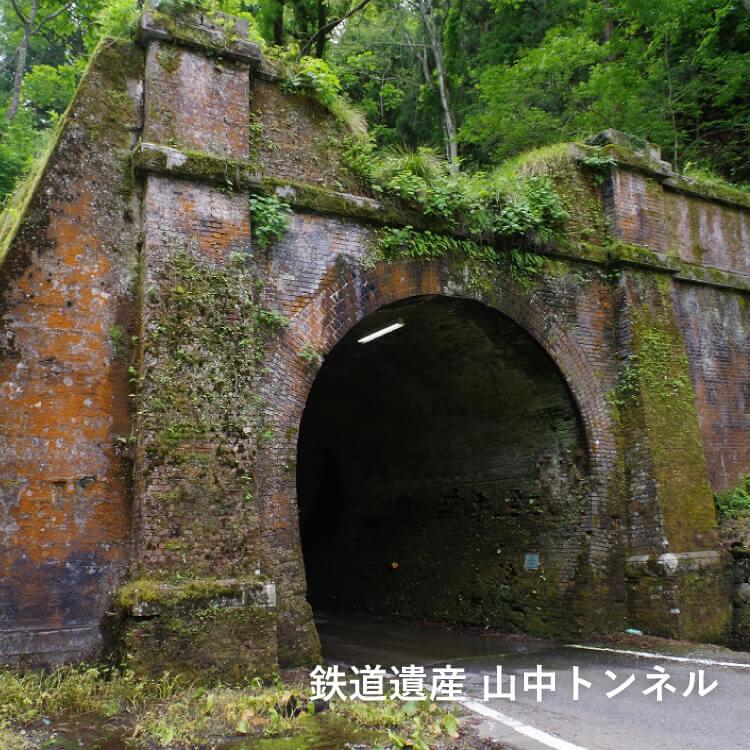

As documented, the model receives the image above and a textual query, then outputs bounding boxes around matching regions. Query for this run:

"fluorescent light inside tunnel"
[357,322,405,344]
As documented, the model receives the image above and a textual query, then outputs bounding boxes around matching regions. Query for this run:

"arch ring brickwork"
[254,257,619,605]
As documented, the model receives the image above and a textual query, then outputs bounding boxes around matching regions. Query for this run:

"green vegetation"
[3,0,750,207]
[249,193,292,249]
[609,324,692,409]
[299,342,323,366]
[282,55,343,107]
[137,248,289,564]
[117,576,265,609]
[343,143,568,273]
[0,666,463,749]
[0,723,28,750]
[0,666,184,726]
[716,476,750,519]
[334,699,461,750]
[109,323,125,356]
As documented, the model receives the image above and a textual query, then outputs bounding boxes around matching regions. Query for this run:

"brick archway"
[265,258,615,481]
[255,257,618,658]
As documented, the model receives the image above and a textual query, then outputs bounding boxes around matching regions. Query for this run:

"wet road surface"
[317,611,750,750]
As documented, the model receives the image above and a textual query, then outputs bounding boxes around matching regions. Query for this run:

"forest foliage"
[1,0,749,205]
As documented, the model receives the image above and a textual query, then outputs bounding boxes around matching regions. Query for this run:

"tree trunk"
[314,0,327,57]
[8,0,39,122]
[273,0,285,46]
[417,0,459,172]
[601,0,614,42]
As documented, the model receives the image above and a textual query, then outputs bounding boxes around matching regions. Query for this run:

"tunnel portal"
[297,295,590,635]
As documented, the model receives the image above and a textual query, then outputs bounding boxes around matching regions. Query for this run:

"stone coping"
[133,142,750,294]
[137,8,263,67]
[118,576,276,617]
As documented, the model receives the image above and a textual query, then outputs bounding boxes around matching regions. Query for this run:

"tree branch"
[299,0,375,58]
[8,0,28,25]
[338,40,430,49]
[33,2,72,33]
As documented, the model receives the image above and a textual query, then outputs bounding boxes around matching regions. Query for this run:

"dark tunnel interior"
[297,295,590,634]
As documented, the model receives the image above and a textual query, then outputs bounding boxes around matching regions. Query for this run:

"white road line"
[567,644,750,669]
[461,698,590,750]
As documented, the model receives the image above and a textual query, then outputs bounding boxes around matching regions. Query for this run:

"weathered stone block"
[625,552,732,641]
[118,577,278,683]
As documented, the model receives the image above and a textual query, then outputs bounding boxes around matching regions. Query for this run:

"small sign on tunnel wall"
[524,552,540,570]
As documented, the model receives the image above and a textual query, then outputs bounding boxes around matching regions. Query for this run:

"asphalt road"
[316,612,750,750]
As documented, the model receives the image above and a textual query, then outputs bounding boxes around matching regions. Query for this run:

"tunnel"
[296,295,591,636]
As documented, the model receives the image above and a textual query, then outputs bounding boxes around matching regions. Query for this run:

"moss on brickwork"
[141,249,286,461]
[630,286,717,552]
[118,576,279,683]
[156,43,181,74]
[665,173,750,210]
[608,274,717,553]
[606,243,678,272]
[677,568,733,642]
[261,176,424,227]
[608,272,732,640]
[141,9,261,62]
[509,144,609,247]
[123,601,278,683]
[133,143,262,189]
[581,137,750,209]
[0,38,143,268]
[276,596,323,668]
[130,241,324,673]
[0,132,58,268]
[624,562,680,637]
[735,604,750,648]
[569,545,628,636]
[137,249,288,574]
[623,558,731,642]
[249,77,363,195]
[0,34,145,665]
[118,576,266,610]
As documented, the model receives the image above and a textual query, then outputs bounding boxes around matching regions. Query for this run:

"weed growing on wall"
[608,314,692,410]
[579,152,617,184]
[494,177,570,242]
[339,136,568,283]
[376,226,487,261]
[249,194,291,249]
[299,343,323,367]
[368,225,546,288]
[282,56,342,108]
[716,476,750,518]
[254,46,570,285]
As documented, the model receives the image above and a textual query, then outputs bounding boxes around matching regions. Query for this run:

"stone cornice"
[133,142,750,294]
[137,8,263,67]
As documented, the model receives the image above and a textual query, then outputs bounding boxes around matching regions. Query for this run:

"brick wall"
[608,168,750,275]
[2,9,750,667]
[144,41,249,159]
[673,282,750,492]
[0,40,144,663]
